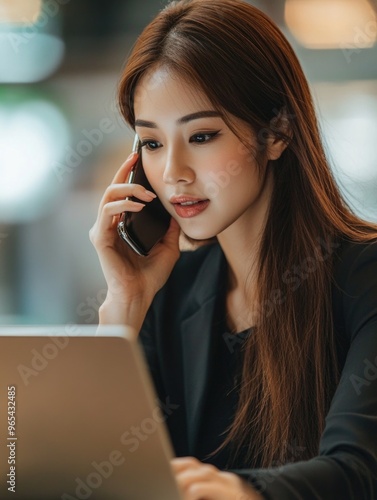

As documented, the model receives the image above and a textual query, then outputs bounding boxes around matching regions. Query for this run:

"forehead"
[133,66,213,118]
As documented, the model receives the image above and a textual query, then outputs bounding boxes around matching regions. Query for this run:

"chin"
[181,228,218,241]
[174,214,228,241]
[179,232,217,250]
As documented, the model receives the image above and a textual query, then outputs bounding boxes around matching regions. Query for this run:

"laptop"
[0,325,183,500]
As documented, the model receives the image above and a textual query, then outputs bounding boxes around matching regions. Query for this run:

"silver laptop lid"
[0,325,182,500]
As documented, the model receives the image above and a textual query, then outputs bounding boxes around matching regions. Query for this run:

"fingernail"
[144,190,157,198]
[127,151,136,161]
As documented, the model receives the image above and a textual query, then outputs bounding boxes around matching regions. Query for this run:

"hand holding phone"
[117,135,171,256]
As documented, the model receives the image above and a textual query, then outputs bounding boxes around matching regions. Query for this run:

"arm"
[89,153,181,329]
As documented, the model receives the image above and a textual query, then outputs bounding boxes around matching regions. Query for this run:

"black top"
[196,317,252,469]
[137,237,377,499]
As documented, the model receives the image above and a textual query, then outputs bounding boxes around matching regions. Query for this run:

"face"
[133,67,274,241]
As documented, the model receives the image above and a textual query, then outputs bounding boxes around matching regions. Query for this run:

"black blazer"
[138,238,377,499]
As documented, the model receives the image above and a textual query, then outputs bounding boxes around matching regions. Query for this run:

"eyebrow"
[135,110,222,129]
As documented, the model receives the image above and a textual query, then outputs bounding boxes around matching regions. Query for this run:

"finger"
[101,183,156,207]
[171,457,201,472]
[96,199,145,236]
[175,470,255,500]
[110,152,138,184]
[183,482,232,500]
[177,463,217,480]
[175,464,218,492]
[97,183,156,215]
[176,469,228,500]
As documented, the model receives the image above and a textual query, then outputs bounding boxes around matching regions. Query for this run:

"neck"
[217,168,273,297]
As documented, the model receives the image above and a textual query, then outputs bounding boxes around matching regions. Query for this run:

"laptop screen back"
[0,325,182,500]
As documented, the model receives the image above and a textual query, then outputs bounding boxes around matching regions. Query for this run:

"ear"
[266,135,289,161]
[266,107,292,161]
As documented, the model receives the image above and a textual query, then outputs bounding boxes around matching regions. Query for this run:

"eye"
[189,131,221,144]
[140,140,161,151]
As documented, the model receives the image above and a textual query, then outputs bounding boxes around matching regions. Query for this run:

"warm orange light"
[285,0,377,49]
[0,0,42,24]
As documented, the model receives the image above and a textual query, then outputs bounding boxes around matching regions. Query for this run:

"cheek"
[207,162,260,203]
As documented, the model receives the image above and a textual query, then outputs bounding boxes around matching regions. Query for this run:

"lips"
[169,195,209,205]
[170,196,210,218]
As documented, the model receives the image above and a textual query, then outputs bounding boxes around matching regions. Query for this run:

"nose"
[162,148,195,185]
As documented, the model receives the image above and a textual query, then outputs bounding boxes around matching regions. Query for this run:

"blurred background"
[0,0,376,325]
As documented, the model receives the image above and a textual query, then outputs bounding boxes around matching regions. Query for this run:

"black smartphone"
[117,134,171,256]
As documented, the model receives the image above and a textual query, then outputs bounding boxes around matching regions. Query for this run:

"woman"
[90,0,377,498]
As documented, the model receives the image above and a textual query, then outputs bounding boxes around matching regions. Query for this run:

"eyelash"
[140,131,221,151]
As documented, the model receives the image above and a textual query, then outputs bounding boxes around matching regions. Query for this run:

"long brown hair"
[118,0,377,468]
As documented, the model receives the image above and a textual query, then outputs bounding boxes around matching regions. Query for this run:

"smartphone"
[117,134,171,256]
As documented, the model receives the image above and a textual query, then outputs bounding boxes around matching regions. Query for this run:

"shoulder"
[332,237,377,341]
[333,237,377,287]
[335,235,377,262]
